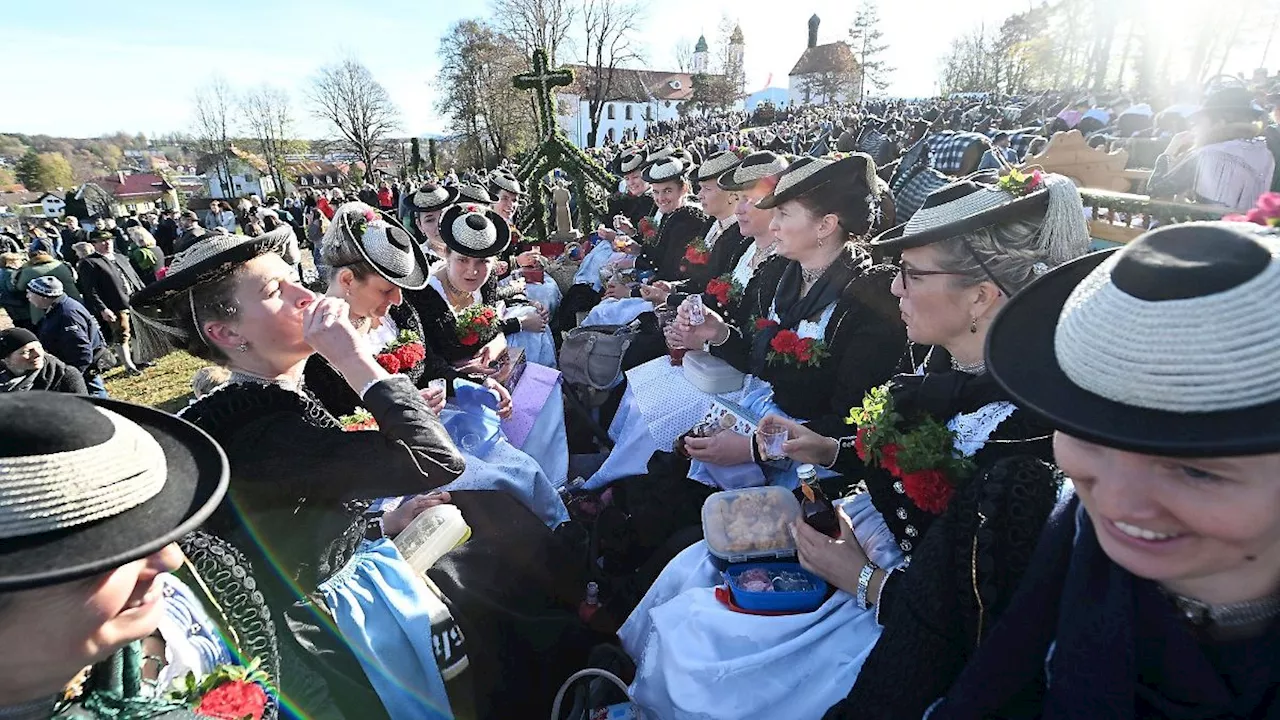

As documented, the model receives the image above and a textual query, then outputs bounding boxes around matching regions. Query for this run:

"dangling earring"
[969,317,978,334]
[817,237,825,248]
[237,341,250,353]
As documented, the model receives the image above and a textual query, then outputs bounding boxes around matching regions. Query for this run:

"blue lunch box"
[722,561,828,613]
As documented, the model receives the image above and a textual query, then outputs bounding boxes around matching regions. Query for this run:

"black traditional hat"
[489,170,524,196]
[644,146,677,167]
[642,156,688,185]
[718,151,789,191]
[694,150,748,182]
[131,224,296,311]
[407,183,459,214]
[0,392,228,590]
[440,203,512,258]
[332,204,430,290]
[987,222,1280,456]
[456,183,494,205]
[612,149,648,175]
[873,172,1084,255]
[756,154,877,210]
[1192,86,1264,122]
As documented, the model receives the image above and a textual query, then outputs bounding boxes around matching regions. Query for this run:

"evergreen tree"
[849,0,893,98]
[410,137,423,175]
[14,150,41,190]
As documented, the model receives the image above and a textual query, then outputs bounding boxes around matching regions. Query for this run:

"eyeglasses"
[895,259,969,296]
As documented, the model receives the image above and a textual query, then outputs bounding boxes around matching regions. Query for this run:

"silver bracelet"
[856,561,879,610]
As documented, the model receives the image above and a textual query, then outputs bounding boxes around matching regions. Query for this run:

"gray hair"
[932,218,1054,296]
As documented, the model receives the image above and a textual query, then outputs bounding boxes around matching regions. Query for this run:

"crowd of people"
[2,72,1280,720]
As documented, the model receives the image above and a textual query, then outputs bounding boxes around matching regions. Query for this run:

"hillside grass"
[103,351,205,412]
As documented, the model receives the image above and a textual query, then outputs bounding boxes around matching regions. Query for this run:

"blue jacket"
[35,295,106,373]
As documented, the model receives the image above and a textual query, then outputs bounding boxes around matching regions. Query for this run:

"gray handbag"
[559,320,641,405]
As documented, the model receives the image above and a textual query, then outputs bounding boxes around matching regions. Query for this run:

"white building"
[199,146,278,200]
[788,15,862,107]
[556,68,694,148]
[38,192,66,218]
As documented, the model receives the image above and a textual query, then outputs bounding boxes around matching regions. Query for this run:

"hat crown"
[0,394,111,458]
[1110,224,1270,301]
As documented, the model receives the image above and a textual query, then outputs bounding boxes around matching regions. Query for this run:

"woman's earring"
[237,341,250,353]
[969,317,978,334]
[817,237,825,248]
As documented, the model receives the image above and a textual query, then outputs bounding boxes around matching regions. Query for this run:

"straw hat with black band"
[0,391,228,590]
[612,149,648,175]
[872,172,1089,296]
[642,156,689,185]
[406,182,459,214]
[456,183,494,206]
[986,222,1280,457]
[439,203,512,259]
[718,151,789,191]
[695,150,748,183]
[131,224,297,313]
[489,170,524,196]
[329,203,431,290]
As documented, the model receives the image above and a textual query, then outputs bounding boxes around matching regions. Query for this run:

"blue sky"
[1,0,1269,139]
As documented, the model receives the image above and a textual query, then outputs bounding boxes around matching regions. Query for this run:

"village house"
[788,15,862,106]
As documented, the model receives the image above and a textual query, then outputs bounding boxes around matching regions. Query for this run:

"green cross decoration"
[513,49,574,136]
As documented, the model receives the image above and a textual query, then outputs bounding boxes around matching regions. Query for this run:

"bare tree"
[489,0,576,66]
[437,20,538,168]
[191,77,236,199]
[240,85,294,199]
[581,0,645,148]
[307,59,402,173]
[674,37,694,73]
[849,0,892,98]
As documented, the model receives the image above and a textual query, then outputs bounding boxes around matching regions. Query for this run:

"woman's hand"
[757,415,839,466]
[303,296,366,366]
[419,386,446,415]
[519,312,547,332]
[484,377,513,419]
[667,301,725,348]
[684,431,753,466]
[792,511,868,596]
[614,216,636,236]
[638,284,670,304]
[532,300,549,321]
[382,491,452,537]
[602,282,632,300]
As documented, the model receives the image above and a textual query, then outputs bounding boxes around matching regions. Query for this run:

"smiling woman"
[932,221,1280,720]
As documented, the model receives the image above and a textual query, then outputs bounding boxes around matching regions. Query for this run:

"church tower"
[729,24,745,95]
[693,34,709,75]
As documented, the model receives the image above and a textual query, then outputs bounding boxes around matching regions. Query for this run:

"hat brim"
[131,229,293,311]
[352,223,430,291]
[987,248,1280,457]
[872,187,1050,251]
[0,397,228,590]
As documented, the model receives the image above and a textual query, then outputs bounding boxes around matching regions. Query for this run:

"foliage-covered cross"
[513,49,574,136]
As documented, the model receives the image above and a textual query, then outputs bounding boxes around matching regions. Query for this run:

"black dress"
[408,279,527,366]
[635,205,709,283]
[821,348,1062,720]
[179,376,600,719]
[605,189,657,227]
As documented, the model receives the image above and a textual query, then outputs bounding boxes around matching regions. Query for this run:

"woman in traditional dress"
[0,391,256,719]
[408,203,569,486]
[131,226,598,719]
[405,182,459,261]
[931,221,1280,720]
[620,172,1092,720]
[304,202,565,527]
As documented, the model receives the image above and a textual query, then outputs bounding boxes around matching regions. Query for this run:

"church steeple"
[807,14,820,48]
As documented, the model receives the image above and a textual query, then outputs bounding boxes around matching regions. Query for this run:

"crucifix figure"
[513,49,574,137]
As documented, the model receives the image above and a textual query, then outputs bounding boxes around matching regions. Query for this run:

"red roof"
[560,65,704,103]
[91,172,174,199]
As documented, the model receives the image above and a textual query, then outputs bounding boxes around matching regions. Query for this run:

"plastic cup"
[460,433,480,454]
[761,426,788,459]
[427,378,447,396]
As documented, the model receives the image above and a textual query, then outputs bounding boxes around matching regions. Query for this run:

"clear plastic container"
[394,503,472,574]
[702,486,802,564]
[682,351,745,394]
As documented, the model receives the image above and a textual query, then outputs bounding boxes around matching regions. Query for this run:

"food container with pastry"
[702,486,802,566]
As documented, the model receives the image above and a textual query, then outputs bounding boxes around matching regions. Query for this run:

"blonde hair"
[191,365,232,398]
[127,226,157,248]
[1,252,22,269]
[72,242,94,260]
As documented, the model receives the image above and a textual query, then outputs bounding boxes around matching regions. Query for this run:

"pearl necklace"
[949,356,986,375]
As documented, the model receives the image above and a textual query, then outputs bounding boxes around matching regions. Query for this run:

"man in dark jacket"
[0,328,87,395]
[174,210,208,255]
[153,209,180,258]
[27,276,109,397]
[77,230,146,375]
[59,215,88,266]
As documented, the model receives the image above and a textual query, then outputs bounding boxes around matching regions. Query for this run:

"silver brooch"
[1032,262,1050,276]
